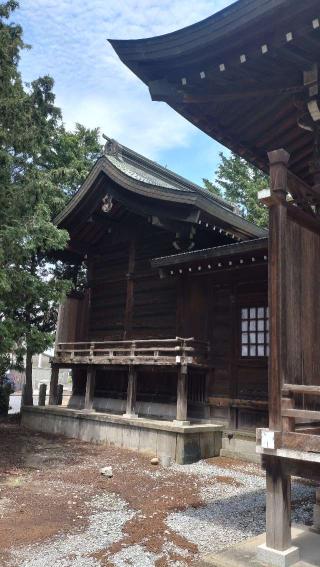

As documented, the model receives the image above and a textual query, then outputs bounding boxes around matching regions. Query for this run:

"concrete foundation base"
[220,430,261,463]
[22,406,223,464]
[196,526,320,567]
[123,413,138,419]
[257,544,299,567]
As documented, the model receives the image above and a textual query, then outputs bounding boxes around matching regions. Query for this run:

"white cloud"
[59,91,197,158]
[17,0,235,162]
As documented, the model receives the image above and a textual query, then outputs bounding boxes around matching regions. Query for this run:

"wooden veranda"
[50,337,210,423]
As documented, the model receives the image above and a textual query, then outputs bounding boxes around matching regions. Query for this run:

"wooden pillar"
[257,151,301,564]
[265,458,292,551]
[49,365,59,405]
[123,238,136,340]
[267,149,290,430]
[84,366,96,410]
[175,366,189,424]
[124,367,138,417]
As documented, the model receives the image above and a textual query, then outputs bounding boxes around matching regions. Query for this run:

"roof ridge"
[102,134,236,212]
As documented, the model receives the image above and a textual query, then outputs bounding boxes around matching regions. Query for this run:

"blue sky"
[16,0,235,186]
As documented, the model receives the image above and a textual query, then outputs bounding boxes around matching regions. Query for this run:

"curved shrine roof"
[109,0,320,186]
[55,136,266,239]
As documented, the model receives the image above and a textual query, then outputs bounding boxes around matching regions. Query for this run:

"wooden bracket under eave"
[258,188,284,208]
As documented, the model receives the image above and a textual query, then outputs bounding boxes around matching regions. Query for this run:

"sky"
[16,0,236,186]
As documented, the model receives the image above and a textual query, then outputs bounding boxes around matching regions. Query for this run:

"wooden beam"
[259,190,320,236]
[149,79,306,104]
[282,432,320,453]
[183,85,306,103]
[262,456,320,481]
[287,205,320,236]
[282,408,320,421]
[282,384,320,395]
[84,366,96,410]
[208,397,268,409]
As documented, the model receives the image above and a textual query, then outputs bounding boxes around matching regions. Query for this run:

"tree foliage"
[203,152,269,227]
[0,1,102,405]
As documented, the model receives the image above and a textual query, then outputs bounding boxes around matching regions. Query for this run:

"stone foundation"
[220,430,261,463]
[21,406,223,464]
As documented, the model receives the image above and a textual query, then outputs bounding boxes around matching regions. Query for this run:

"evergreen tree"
[203,152,269,227]
[0,1,102,407]
[50,124,102,202]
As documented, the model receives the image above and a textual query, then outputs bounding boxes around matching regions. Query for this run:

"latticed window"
[241,307,269,357]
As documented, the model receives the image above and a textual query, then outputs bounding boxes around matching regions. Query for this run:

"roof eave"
[151,236,268,268]
[55,154,265,238]
[108,0,291,66]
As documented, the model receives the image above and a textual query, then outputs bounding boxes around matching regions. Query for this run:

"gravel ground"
[167,461,314,554]
[0,421,317,567]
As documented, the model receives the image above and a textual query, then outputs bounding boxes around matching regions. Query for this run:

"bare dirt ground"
[0,419,316,567]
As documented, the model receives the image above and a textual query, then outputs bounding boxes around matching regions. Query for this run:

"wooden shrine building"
[22,134,269,464]
[109,0,320,564]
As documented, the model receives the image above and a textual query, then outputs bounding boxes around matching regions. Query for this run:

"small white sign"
[261,430,275,449]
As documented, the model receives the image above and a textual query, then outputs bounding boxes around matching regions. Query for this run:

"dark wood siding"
[181,265,268,429]
[89,241,129,339]
[88,220,177,341]
[132,228,177,338]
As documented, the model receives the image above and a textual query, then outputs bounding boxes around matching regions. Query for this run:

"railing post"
[57,384,63,406]
[130,341,136,361]
[174,365,190,425]
[84,366,96,411]
[89,342,94,362]
[124,366,138,418]
[49,365,59,405]
[38,384,47,406]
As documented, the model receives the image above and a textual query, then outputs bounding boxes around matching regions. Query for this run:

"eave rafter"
[109,2,320,187]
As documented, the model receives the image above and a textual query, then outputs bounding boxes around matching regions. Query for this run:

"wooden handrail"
[282,408,320,421]
[282,384,320,395]
[54,337,209,368]
[57,337,196,346]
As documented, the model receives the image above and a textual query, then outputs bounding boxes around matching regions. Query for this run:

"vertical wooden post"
[257,150,300,564]
[124,367,138,417]
[265,458,292,551]
[49,365,59,405]
[38,383,47,406]
[123,238,136,339]
[84,366,96,410]
[175,366,189,424]
[267,149,290,430]
[57,384,64,406]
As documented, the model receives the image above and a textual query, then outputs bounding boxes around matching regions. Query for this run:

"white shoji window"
[241,306,269,357]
